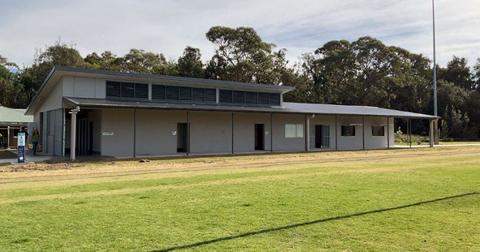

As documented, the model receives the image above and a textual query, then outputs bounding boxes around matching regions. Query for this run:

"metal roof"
[0,106,34,124]
[64,97,437,119]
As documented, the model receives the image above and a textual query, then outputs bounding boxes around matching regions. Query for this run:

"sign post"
[17,132,26,163]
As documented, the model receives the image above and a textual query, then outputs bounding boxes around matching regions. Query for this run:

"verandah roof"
[63,97,437,119]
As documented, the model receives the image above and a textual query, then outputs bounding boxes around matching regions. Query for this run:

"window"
[179,87,192,100]
[152,85,215,104]
[341,126,356,136]
[106,82,121,97]
[135,84,148,99]
[166,86,179,100]
[372,126,385,136]
[220,90,233,103]
[106,81,148,99]
[192,88,204,102]
[245,92,257,104]
[121,83,135,98]
[268,93,280,105]
[232,91,245,104]
[285,124,304,138]
[152,85,165,100]
[204,89,217,103]
[258,93,269,105]
[219,89,281,106]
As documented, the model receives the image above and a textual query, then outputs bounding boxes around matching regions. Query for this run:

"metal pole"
[231,112,234,154]
[335,115,339,150]
[270,113,273,152]
[133,109,136,158]
[387,117,390,149]
[432,0,438,117]
[7,126,10,149]
[186,111,190,156]
[362,116,365,150]
[429,119,434,147]
[69,107,80,161]
[408,119,412,149]
[305,114,310,152]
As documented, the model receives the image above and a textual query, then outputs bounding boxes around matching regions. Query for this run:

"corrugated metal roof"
[64,97,437,119]
[0,106,34,124]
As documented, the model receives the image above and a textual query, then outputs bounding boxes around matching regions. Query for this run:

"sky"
[0,0,479,67]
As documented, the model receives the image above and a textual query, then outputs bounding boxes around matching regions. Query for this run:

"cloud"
[0,0,478,67]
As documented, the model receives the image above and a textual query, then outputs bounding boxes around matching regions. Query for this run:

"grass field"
[1,147,479,251]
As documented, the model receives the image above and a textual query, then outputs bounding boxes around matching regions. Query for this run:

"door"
[255,124,265,151]
[76,118,92,155]
[315,125,323,148]
[315,125,330,149]
[177,123,188,153]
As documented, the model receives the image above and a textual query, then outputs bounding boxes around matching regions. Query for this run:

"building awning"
[64,97,437,119]
[0,106,34,125]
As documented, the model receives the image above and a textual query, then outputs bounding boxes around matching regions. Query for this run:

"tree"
[205,26,287,84]
[177,47,204,78]
[0,56,28,107]
[474,58,480,90]
[118,49,177,75]
[84,51,122,71]
[439,56,474,90]
[301,37,431,112]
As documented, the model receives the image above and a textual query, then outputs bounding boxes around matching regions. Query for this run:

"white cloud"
[0,0,479,67]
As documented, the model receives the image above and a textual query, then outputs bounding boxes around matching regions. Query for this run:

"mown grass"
[0,146,479,251]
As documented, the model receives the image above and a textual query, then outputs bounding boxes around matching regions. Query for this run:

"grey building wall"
[42,109,64,156]
[309,115,394,150]
[189,111,233,155]
[272,113,306,152]
[135,109,187,156]
[233,113,272,153]
[62,76,106,99]
[100,108,134,157]
[47,108,398,158]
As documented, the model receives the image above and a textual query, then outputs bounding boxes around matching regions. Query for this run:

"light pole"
[432,0,437,117]
[432,0,439,144]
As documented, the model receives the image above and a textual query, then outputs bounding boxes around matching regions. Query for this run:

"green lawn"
[0,147,479,251]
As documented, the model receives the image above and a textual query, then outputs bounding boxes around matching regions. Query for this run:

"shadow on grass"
[154,192,479,252]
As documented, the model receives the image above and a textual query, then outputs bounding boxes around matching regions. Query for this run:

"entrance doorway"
[177,123,188,153]
[254,124,265,151]
[315,125,330,149]
[76,118,93,155]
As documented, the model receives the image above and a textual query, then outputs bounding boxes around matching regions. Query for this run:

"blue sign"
[18,146,25,163]
[17,132,26,163]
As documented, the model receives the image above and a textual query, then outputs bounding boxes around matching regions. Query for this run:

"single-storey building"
[0,106,33,149]
[25,66,437,160]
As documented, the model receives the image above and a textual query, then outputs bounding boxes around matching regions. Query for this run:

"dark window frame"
[341,125,356,137]
[371,126,385,136]
[106,81,148,100]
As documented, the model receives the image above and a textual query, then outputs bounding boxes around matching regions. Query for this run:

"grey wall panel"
[189,111,232,154]
[88,110,102,153]
[135,110,187,156]
[335,116,364,150]
[271,114,305,152]
[309,115,336,150]
[100,108,134,157]
[233,113,272,153]
[62,76,106,99]
[53,109,63,156]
